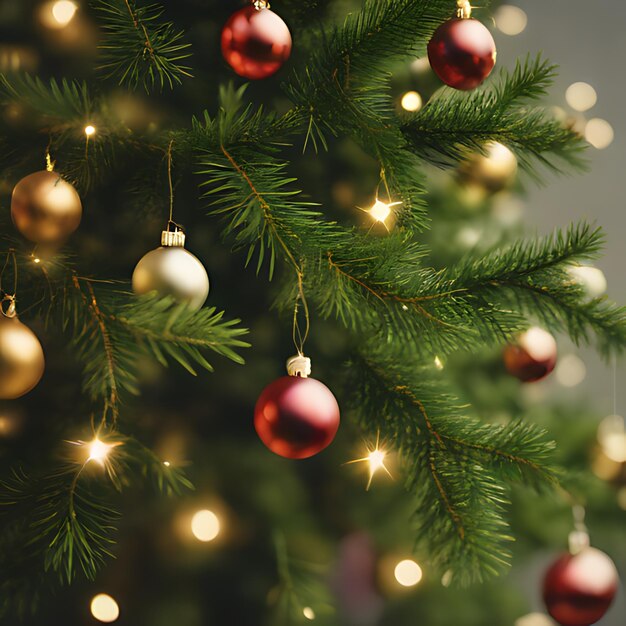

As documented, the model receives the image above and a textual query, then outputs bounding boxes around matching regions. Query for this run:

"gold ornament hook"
[457,0,472,19]
[568,505,590,555]
[253,0,270,10]
[1,295,17,319]
[0,249,18,309]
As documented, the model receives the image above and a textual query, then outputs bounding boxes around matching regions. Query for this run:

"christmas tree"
[0,1,624,625]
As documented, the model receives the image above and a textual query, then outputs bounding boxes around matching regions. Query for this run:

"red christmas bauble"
[504,327,557,383]
[427,18,496,90]
[254,376,340,459]
[221,5,292,80]
[543,548,619,626]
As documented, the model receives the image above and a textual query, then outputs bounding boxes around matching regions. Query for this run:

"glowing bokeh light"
[598,415,626,463]
[191,509,220,542]
[568,265,607,298]
[84,124,96,137]
[514,613,555,626]
[585,118,614,150]
[303,607,316,620]
[53,1,78,25]
[565,82,597,112]
[400,91,422,112]
[555,354,587,388]
[394,559,423,587]
[494,5,528,36]
[90,594,120,623]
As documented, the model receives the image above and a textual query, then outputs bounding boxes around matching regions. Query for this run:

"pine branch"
[346,351,558,583]
[283,0,453,227]
[93,0,192,91]
[61,278,249,409]
[0,73,155,191]
[270,532,333,626]
[0,73,93,121]
[401,56,587,174]
[0,434,194,592]
[0,466,119,585]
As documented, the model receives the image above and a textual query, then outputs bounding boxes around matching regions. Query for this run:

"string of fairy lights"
[0,2,623,624]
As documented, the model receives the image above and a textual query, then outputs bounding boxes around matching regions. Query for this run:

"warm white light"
[568,265,607,298]
[368,449,386,472]
[495,5,528,36]
[456,227,481,249]
[555,354,587,388]
[401,91,422,112]
[303,607,316,620]
[53,1,78,25]
[410,57,431,74]
[84,124,96,137]
[434,356,444,370]
[515,613,555,626]
[484,142,518,177]
[90,594,119,623]
[369,199,392,223]
[346,436,392,490]
[163,460,171,467]
[394,559,423,587]
[87,438,114,465]
[191,509,220,542]
[598,415,626,463]
[33,257,41,264]
[585,118,614,150]
[565,82,597,113]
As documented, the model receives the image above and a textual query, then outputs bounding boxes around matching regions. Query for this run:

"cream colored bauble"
[132,229,209,311]
[0,303,45,400]
[11,170,82,244]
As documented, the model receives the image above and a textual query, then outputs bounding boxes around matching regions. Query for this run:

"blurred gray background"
[496,0,625,411]
[495,3,625,624]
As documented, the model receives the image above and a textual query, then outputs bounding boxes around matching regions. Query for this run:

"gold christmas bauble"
[11,170,82,244]
[0,314,45,399]
[132,245,209,311]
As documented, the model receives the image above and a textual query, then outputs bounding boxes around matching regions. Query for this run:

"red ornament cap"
[221,4,292,80]
[543,547,619,626]
[254,356,340,459]
[427,17,496,90]
[504,327,557,383]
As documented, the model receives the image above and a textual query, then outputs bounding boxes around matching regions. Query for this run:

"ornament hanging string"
[45,140,55,172]
[613,354,618,417]
[292,270,310,357]
[0,249,18,318]
[165,139,184,233]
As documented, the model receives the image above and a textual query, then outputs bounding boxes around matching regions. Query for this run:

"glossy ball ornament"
[427,18,496,90]
[543,548,619,626]
[504,327,557,383]
[132,230,209,311]
[255,358,340,459]
[221,4,292,80]
[11,170,82,244]
[0,308,45,400]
